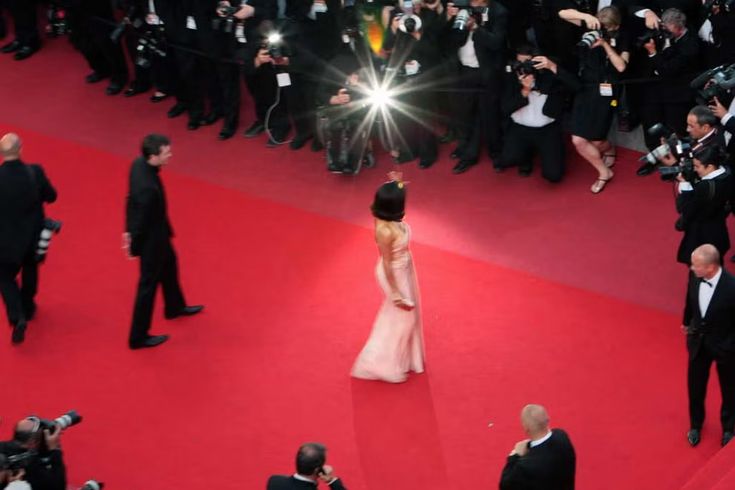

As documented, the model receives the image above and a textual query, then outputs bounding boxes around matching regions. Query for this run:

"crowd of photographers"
[2,1,735,179]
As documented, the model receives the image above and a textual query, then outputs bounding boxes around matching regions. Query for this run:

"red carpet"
[1,36,735,489]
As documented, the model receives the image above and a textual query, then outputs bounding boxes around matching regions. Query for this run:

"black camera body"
[135,27,167,69]
[691,63,735,104]
[46,3,68,37]
[511,59,538,76]
[636,28,669,49]
[36,218,62,263]
[212,3,239,33]
[577,27,611,48]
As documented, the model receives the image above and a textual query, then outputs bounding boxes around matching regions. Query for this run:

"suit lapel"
[704,272,729,320]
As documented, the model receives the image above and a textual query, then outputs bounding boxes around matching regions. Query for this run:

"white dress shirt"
[511,90,555,128]
[529,430,553,448]
[678,162,725,193]
[699,266,723,317]
[459,32,480,68]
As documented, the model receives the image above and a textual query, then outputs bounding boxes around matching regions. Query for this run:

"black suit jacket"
[267,475,347,490]
[676,168,732,263]
[641,29,701,103]
[0,159,57,265]
[445,1,509,85]
[125,157,173,257]
[683,269,735,360]
[499,429,576,490]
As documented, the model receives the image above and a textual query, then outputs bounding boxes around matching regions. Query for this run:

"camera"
[110,6,143,43]
[135,28,167,69]
[636,28,669,49]
[577,28,611,48]
[703,0,735,17]
[46,2,68,37]
[2,451,35,472]
[396,13,422,34]
[659,157,696,181]
[261,32,288,60]
[80,480,105,490]
[452,4,487,30]
[639,123,695,178]
[36,218,62,263]
[690,63,735,104]
[511,59,538,76]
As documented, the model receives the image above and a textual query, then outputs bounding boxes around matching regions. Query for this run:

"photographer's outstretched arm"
[558,9,599,29]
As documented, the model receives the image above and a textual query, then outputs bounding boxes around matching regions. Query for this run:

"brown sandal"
[591,173,613,194]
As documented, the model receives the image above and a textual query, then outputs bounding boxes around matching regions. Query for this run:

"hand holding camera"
[330,88,351,106]
[708,96,728,119]
[318,465,338,484]
[43,424,61,451]
[644,10,660,30]
[531,56,556,74]
[254,48,273,68]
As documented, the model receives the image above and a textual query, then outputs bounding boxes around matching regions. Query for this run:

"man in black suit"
[0,133,57,345]
[682,244,735,447]
[0,0,40,60]
[124,134,203,350]
[499,404,576,490]
[674,146,732,265]
[445,0,508,174]
[267,442,347,490]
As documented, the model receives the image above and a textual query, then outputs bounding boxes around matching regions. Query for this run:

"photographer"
[570,6,630,194]
[445,0,508,174]
[636,8,701,176]
[266,442,347,490]
[555,0,603,73]
[699,0,735,68]
[658,105,726,168]
[674,145,732,265]
[497,46,580,181]
[0,419,66,490]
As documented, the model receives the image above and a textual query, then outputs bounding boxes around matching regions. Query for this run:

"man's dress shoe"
[85,72,108,84]
[289,133,312,150]
[105,83,124,96]
[200,113,222,126]
[11,321,26,344]
[419,159,435,169]
[129,334,169,350]
[723,431,734,447]
[452,160,477,175]
[243,121,265,138]
[687,429,701,447]
[1,40,20,53]
[13,46,37,61]
[637,162,657,176]
[124,84,149,97]
[167,102,187,118]
[165,305,204,320]
[150,93,169,103]
[187,119,200,131]
[218,126,236,140]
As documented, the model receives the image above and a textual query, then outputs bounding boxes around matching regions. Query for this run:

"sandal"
[602,152,616,168]
[590,172,614,194]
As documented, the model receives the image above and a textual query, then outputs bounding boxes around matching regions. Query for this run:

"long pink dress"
[351,222,425,383]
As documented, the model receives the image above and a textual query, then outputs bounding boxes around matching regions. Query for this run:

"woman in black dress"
[569,6,630,194]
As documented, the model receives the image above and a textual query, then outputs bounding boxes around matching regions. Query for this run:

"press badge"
[404,60,420,76]
[236,24,246,43]
[599,83,613,97]
[277,73,292,87]
[313,2,328,13]
[186,16,197,30]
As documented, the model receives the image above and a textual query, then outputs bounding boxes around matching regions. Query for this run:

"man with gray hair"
[499,404,576,490]
[682,244,735,447]
[0,133,57,344]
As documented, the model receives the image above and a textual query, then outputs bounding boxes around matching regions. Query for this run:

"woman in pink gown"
[352,174,425,383]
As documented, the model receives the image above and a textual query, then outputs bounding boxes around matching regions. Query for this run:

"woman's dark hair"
[371,181,406,221]
[694,145,726,168]
[515,43,539,58]
[141,134,171,159]
[296,443,327,476]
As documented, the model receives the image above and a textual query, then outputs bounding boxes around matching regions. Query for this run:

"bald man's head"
[521,404,550,437]
[692,244,720,266]
[0,133,22,160]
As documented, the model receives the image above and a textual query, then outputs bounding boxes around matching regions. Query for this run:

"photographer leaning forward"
[0,133,57,345]
[673,145,732,266]
[267,443,347,490]
[0,417,67,490]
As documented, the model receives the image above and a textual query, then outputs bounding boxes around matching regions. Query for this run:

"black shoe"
[363,153,376,169]
[200,113,222,126]
[218,125,236,140]
[438,129,456,144]
[311,138,324,152]
[13,46,37,61]
[450,147,462,160]
[243,121,265,138]
[11,321,26,344]
[150,93,169,103]
[167,102,187,119]
[105,82,124,95]
[327,163,343,173]
[1,40,20,53]
[187,119,200,131]
[129,334,169,350]
[124,83,149,97]
[342,165,356,175]
[419,158,435,169]
[518,167,532,177]
[85,72,108,84]
[24,302,37,321]
[290,133,312,150]
[723,431,734,447]
[637,162,657,176]
[266,136,281,148]
[687,428,701,447]
[164,305,204,320]
[394,152,414,164]
[494,166,506,173]
[452,160,477,175]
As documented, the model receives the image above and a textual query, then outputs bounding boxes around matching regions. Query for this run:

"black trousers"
[175,48,222,123]
[688,340,735,432]
[245,65,290,138]
[215,59,241,128]
[499,121,564,182]
[0,253,38,327]
[7,0,39,48]
[68,9,128,85]
[288,72,320,138]
[129,240,185,344]
[326,116,368,170]
[455,66,502,164]
[639,99,691,151]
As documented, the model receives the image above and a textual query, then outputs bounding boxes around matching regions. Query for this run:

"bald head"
[0,133,22,160]
[692,244,720,266]
[521,404,550,437]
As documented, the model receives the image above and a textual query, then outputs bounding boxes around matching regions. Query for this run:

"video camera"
[639,123,695,179]
[690,63,735,104]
